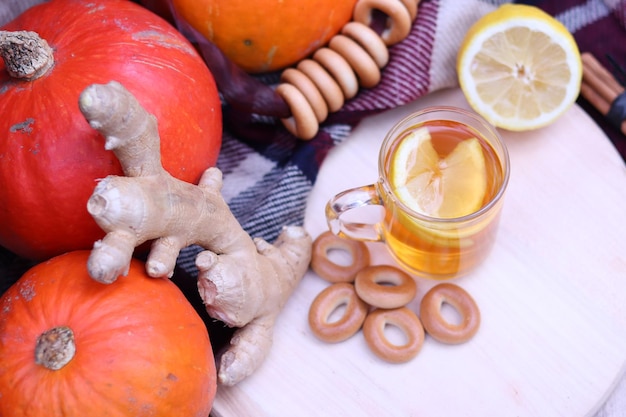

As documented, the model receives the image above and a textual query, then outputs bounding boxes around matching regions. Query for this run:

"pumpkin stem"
[35,326,76,371]
[0,30,54,80]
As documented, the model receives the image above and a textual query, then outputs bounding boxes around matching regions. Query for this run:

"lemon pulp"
[390,128,488,219]
[457,4,582,131]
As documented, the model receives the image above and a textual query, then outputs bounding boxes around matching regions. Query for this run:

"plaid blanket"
[1,0,625,290]
[171,0,626,277]
[170,0,514,275]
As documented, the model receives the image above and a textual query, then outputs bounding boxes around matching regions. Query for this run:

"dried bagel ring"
[363,307,425,363]
[353,0,413,46]
[297,59,345,112]
[329,34,382,88]
[420,283,481,344]
[281,68,329,123]
[308,282,369,343]
[310,231,370,283]
[275,83,319,140]
[400,0,420,21]
[312,47,359,100]
[354,265,417,309]
[341,21,390,69]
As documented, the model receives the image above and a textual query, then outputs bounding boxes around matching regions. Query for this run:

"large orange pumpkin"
[172,0,359,73]
[0,251,216,416]
[0,0,222,261]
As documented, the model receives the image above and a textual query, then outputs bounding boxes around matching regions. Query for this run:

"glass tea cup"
[325,106,510,280]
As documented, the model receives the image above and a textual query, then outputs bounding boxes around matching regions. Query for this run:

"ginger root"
[78,81,312,386]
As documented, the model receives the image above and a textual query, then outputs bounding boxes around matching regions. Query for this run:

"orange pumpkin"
[172,0,359,73]
[0,251,216,416]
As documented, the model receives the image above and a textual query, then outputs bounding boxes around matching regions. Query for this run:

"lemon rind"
[457,6,582,131]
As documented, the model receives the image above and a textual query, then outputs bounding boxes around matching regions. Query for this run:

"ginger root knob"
[79,81,313,386]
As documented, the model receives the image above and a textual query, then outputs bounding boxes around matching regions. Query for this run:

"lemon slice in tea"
[390,128,488,219]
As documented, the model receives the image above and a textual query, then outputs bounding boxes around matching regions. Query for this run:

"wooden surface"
[211,88,626,417]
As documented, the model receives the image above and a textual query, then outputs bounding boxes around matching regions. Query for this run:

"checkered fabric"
[172,0,626,276]
[171,0,512,275]
[1,0,625,289]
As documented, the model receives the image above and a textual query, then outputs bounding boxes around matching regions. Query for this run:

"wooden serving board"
[211,88,626,417]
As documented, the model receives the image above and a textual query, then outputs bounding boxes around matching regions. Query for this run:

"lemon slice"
[457,4,582,131]
[390,128,487,219]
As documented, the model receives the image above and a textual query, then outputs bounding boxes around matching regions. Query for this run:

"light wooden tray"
[212,88,626,417]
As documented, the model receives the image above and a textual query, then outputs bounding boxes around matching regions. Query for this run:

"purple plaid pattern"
[1,0,625,288]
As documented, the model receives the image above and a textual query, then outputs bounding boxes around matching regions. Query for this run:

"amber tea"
[326,107,510,279]
[379,119,507,278]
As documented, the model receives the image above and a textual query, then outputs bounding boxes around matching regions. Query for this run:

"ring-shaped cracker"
[363,307,425,363]
[275,83,319,140]
[308,283,369,343]
[341,21,390,68]
[281,68,329,122]
[329,35,381,88]
[400,0,420,21]
[310,231,370,283]
[354,265,417,309]
[353,0,413,46]
[297,59,345,112]
[419,283,481,344]
[312,48,359,100]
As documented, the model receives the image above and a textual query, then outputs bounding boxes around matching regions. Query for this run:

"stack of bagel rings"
[308,231,481,363]
[276,0,422,139]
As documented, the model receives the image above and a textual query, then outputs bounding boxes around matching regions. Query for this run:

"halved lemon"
[457,4,582,131]
[390,128,487,219]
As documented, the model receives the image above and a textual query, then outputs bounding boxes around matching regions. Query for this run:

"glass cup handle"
[324,184,384,242]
